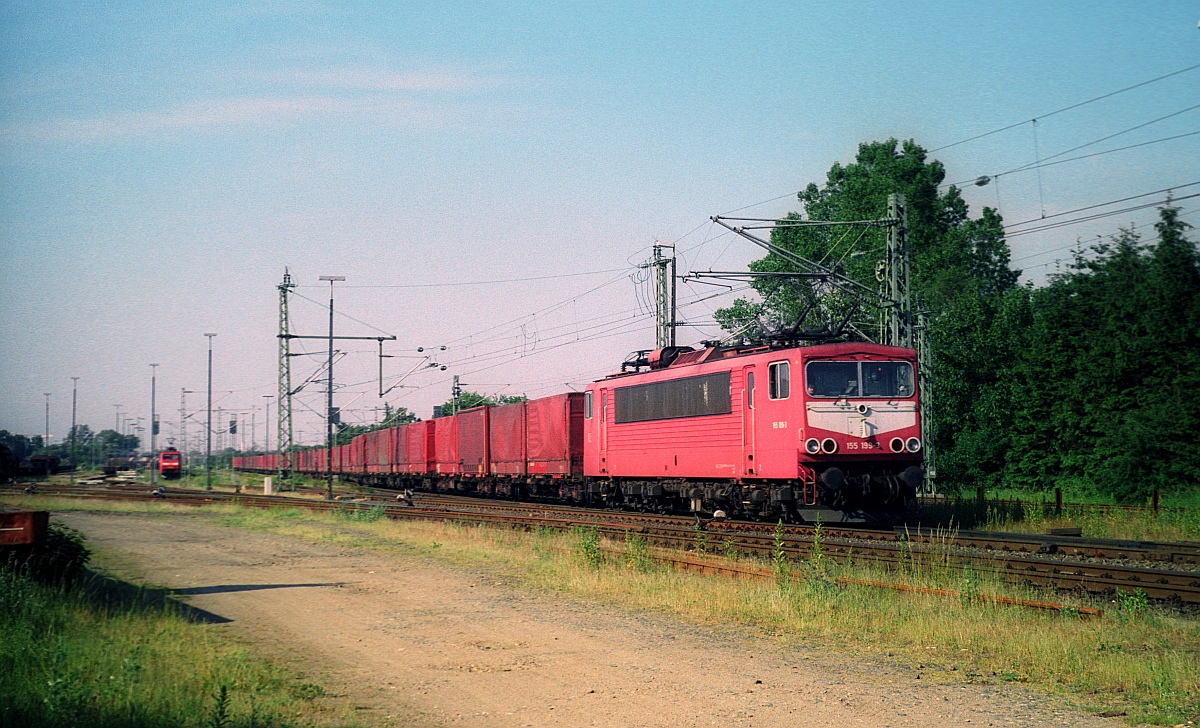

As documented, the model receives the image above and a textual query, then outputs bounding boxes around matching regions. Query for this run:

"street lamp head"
[149,362,159,368]
[204,333,217,338]
[319,276,346,282]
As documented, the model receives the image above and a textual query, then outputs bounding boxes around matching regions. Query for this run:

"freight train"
[234,341,923,523]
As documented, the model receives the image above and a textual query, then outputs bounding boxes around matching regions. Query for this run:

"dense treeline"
[0,427,138,467]
[716,139,1199,502]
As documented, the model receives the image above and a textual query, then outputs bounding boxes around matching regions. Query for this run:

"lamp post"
[205,333,217,491]
[319,275,344,501]
[262,395,273,454]
[181,388,193,485]
[42,392,51,477]
[70,377,79,484]
[149,363,159,486]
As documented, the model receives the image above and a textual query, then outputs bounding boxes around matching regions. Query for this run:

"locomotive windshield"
[806,360,913,398]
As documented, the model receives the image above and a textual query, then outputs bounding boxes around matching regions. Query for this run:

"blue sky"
[2,1,1197,448]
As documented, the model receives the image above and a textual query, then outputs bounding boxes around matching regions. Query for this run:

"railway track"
[7,481,1200,605]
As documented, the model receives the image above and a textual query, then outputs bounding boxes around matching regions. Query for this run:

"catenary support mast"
[277,269,296,488]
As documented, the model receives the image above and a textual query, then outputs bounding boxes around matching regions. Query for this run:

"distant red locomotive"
[157,447,182,479]
[234,341,923,523]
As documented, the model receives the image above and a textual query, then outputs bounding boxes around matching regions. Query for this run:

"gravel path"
[60,511,1122,727]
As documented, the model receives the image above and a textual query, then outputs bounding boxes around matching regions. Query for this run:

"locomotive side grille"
[614,371,732,424]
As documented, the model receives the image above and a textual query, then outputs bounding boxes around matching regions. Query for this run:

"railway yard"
[8,477,1200,608]
[4,473,1200,725]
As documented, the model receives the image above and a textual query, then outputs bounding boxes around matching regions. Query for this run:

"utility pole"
[114,404,122,434]
[319,275,345,501]
[181,388,193,486]
[149,363,159,485]
[262,395,273,454]
[43,392,51,445]
[205,333,216,491]
[277,269,296,489]
[451,375,462,415]
[70,378,79,483]
[651,242,677,348]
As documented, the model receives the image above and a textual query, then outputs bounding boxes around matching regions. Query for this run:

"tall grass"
[0,532,353,727]
[918,495,1200,541]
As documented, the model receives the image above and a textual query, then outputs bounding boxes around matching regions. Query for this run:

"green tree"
[1005,202,1200,501]
[94,429,139,456]
[714,139,1020,493]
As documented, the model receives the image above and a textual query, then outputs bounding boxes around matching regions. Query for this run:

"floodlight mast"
[318,276,345,501]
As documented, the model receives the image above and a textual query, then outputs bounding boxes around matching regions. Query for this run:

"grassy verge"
[0,522,361,728]
[918,496,1200,542]
[211,505,1199,725]
[8,495,1200,724]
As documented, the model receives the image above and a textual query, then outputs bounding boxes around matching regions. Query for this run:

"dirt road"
[61,511,1116,727]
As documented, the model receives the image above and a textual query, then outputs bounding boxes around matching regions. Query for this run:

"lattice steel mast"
[653,242,677,348]
[277,269,296,488]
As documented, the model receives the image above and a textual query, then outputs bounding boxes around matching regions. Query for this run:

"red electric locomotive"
[157,447,182,480]
[582,341,922,522]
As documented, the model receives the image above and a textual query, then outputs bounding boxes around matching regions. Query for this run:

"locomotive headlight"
[890,437,905,453]
[906,437,922,453]
[821,438,838,454]
[804,438,821,455]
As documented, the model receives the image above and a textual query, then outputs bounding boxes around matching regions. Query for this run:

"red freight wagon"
[351,435,367,474]
[364,429,391,474]
[398,420,436,474]
[433,416,459,475]
[457,407,490,476]
[489,402,526,475]
[527,393,584,476]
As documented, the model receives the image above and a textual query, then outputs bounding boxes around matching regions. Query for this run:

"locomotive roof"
[599,341,917,382]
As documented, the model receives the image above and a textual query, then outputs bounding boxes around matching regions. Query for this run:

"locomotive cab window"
[584,391,593,419]
[805,360,914,398]
[746,371,755,409]
[862,361,914,398]
[768,361,790,400]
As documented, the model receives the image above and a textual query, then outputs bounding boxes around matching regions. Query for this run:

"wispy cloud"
[254,67,499,93]
[1,94,442,142]
[0,65,507,143]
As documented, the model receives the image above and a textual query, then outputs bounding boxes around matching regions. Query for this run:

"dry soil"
[60,510,1121,727]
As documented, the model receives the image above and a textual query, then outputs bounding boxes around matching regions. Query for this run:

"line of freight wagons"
[233,393,586,500]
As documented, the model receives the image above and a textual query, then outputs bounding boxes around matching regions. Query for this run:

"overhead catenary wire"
[1002,101,1200,177]
[1003,181,1200,231]
[1005,194,1200,240]
[292,267,629,289]
[944,130,1200,189]
[929,62,1200,153]
[1011,206,1200,265]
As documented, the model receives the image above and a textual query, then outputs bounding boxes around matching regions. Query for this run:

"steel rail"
[7,483,1199,604]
